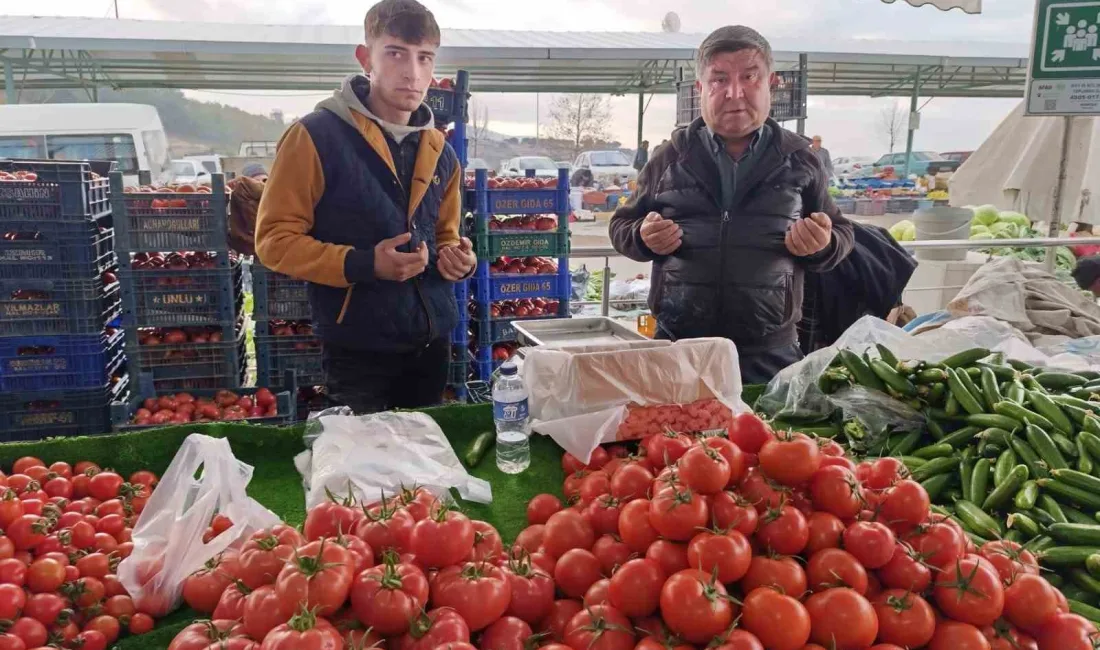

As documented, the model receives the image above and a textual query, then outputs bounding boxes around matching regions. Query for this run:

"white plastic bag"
[523,337,748,462]
[117,434,280,616]
[296,410,492,509]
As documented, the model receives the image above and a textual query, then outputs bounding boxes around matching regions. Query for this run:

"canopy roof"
[0,15,1026,97]
[880,0,982,13]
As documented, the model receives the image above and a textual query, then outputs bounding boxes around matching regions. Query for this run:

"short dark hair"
[696,25,773,75]
[364,0,441,46]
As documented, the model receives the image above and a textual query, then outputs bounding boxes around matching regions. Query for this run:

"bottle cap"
[500,361,518,376]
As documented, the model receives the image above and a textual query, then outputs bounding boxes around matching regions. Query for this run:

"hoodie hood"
[317,74,435,143]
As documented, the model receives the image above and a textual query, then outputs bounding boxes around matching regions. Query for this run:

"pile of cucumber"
[824,345,1100,604]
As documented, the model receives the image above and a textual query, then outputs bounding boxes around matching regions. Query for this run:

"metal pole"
[903,67,921,178]
[637,92,645,150]
[1046,116,1074,271]
[796,53,807,135]
[3,61,14,105]
[601,257,611,317]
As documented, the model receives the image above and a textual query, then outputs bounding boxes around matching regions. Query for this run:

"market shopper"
[255,0,475,414]
[609,25,854,384]
[633,140,649,171]
[811,135,833,178]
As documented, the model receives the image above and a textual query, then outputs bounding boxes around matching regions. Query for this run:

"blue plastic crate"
[452,318,470,347]
[471,272,569,302]
[254,322,322,390]
[0,328,126,392]
[454,279,468,306]
[0,374,129,441]
[0,221,117,281]
[110,172,230,253]
[0,277,121,336]
[252,263,311,321]
[449,353,470,385]
[126,323,247,392]
[120,262,242,327]
[467,168,570,216]
[426,85,459,125]
[0,160,111,222]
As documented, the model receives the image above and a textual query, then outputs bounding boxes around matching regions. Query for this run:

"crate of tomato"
[471,257,568,303]
[0,373,129,441]
[0,274,121,336]
[469,298,563,345]
[465,170,569,216]
[0,327,126,392]
[125,320,247,392]
[120,251,242,327]
[254,319,323,389]
[0,160,111,222]
[0,220,117,281]
[252,263,311,321]
[469,215,569,259]
[110,172,230,253]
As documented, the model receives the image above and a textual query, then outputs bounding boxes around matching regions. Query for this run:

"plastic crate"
[468,169,570,216]
[252,264,311,321]
[0,328,126,392]
[833,198,856,214]
[0,160,111,222]
[254,326,323,390]
[110,172,229,253]
[0,221,117,281]
[854,199,888,217]
[110,370,297,431]
[448,350,473,385]
[126,323,247,391]
[452,318,470,347]
[472,315,564,346]
[119,262,242,327]
[0,277,121,336]
[471,272,569,303]
[426,86,459,125]
[471,222,570,259]
[0,374,129,441]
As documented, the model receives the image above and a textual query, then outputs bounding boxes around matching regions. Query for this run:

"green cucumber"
[967,413,1023,432]
[981,464,1028,511]
[463,431,495,467]
[1008,512,1041,538]
[839,349,885,392]
[955,499,1004,537]
[947,368,985,416]
[960,454,975,502]
[1040,494,1069,523]
[915,368,948,384]
[1071,569,1100,596]
[925,416,946,441]
[1005,379,1028,405]
[940,426,982,449]
[970,458,991,507]
[1039,546,1100,567]
[1026,535,1057,554]
[1050,393,1100,415]
[1053,432,1080,459]
[1069,599,1100,624]
[981,427,1012,447]
[1026,424,1069,471]
[1036,371,1089,389]
[870,359,917,396]
[910,456,960,482]
[977,361,1017,382]
[899,456,928,472]
[994,447,1017,487]
[1015,480,1040,510]
[1087,553,1100,579]
[1039,479,1100,510]
[888,431,923,456]
[1010,436,1050,479]
[1029,390,1075,434]
[941,347,990,368]
[1063,504,1098,526]
[875,343,899,367]
[945,392,960,417]
[957,370,986,409]
[1080,430,1100,460]
[1032,507,1059,527]
[1079,437,1096,475]
[1050,524,1100,545]
[995,401,1057,433]
[979,367,1003,412]
[1051,468,1100,493]
[920,473,953,501]
[1009,359,1036,372]
[913,443,955,459]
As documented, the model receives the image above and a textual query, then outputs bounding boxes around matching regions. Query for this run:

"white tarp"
[950,102,1100,225]
[880,0,981,13]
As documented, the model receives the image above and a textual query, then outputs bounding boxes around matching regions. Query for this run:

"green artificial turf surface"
[0,402,565,649]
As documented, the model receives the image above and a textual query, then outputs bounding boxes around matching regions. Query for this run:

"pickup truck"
[871,151,960,177]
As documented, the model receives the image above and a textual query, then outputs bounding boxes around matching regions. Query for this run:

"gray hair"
[696,25,774,76]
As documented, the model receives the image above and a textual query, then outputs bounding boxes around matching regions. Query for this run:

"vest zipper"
[717,210,730,327]
[393,155,433,347]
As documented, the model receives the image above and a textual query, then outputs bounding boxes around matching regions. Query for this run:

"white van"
[0,103,172,186]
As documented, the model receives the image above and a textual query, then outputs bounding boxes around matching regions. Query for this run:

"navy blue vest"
[298,108,460,352]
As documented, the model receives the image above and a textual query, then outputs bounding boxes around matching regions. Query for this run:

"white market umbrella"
[949,102,1100,225]
[880,0,981,13]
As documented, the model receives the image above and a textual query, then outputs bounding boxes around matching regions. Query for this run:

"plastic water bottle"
[493,361,530,474]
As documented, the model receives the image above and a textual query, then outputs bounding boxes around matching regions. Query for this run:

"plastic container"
[0,374,129,441]
[110,172,230,252]
[913,206,974,262]
[119,262,242,327]
[854,199,888,217]
[0,160,111,222]
[492,360,530,474]
[125,323,247,392]
[252,263,311,321]
[0,221,117,281]
[0,329,126,392]
[471,272,569,303]
[0,277,121,336]
[253,324,323,390]
[470,220,571,259]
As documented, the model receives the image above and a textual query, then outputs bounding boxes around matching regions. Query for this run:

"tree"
[470,101,490,157]
[547,94,612,157]
[879,100,906,153]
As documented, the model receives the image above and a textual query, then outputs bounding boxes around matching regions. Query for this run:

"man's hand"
[640,212,682,256]
[438,237,477,281]
[374,232,429,281]
[786,212,833,257]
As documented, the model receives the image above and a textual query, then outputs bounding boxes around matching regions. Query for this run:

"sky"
[8,0,1037,157]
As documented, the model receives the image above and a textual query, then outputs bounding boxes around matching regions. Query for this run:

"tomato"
[23,592,65,626]
[878,542,932,592]
[183,556,235,614]
[590,535,631,576]
[564,604,635,650]
[980,540,1040,584]
[562,453,587,475]
[260,610,348,650]
[800,512,843,555]
[431,562,512,631]
[1003,573,1061,632]
[128,470,157,488]
[503,557,554,624]
[87,472,123,502]
[542,510,595,558]
[541,599,583,642]
[554,548,603,599]
[758,432,820,486]
[1037,613,1098,650]
[42,477,72,501]
[804,587,877,650]
[869,589,936,648]
[128,612,155,636]
[6,515,48,551]
[240,585,292,642]
[351,560,429,636]
[644,432,693,468]
[709,491,759,536]
[93,532,119,554]
[738,468,790,512]
[805,548,868,593]
[686,529,751,584]
[8,618,46,648]
[527,494,563,525]
[810,466,864,519]
[0,634,22,650]
[649,488,708,541]
[25,559,64,593]
[83,616,120,645]
[74,630,108,650]
[511,525,545,556]
[275,538,354,617]
[0,493,22,531]
[354,502,414,560]
[843,521,896,569]
[659,569,734,644]
[578,471,612,505]
[237,525,302,589]
[405,506,474,569]
[617,499,658,553]
[740,587,811,650]
[677,445,731,495]
[934,554,1006,627]
[644,539,689,576]
[728,413,772,453]
[69,576,106,608]
[929,621,992,650]
[609,465,654,503]
[0,558,25,586]
[866,457,908,490]
[755,505,809,555]
[586,580,613,608]
[585,496,623,537]
[11,458,42,475]
[0,583,22,621]
[392,607,470,650]
[75,553,111,580]
[911,519,967,570]
[740,555,807,597]
[168,620,245,650]
[983,623,1038,650]
[879,479,930,530]
[480,616,533,650]
[604,558,663,618]
[103,594,136,620]
[212,580,252,620]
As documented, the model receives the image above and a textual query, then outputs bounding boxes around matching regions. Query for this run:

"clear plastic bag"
[296,410,492,509]
[117,434,280,616]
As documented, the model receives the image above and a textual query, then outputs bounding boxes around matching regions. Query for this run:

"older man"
[609,25,854,383]
[811,135,833,178]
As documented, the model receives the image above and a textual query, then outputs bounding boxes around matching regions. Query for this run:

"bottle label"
[494,398,529,423]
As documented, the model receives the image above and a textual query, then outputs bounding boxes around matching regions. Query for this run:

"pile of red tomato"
[0,456,160,650]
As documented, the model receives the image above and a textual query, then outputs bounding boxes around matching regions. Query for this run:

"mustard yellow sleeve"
[435,164,462,249]
[255,122,366,288]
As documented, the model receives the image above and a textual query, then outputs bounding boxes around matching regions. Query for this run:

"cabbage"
[970,224,990,237]
[972,204,1001,227]
[989,222,1019,239]
[1000,211,1031,227]
[969,232,995,240]
[890,220,917,242]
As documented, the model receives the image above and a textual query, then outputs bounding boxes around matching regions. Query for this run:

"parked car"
[941,151,973,165]
[170,159,211,185]
[871,151,960,177]
[833,155,877,181]
[465,157,494,177]
[501,156,560,178]
[573,150,637,184]
[184,154,222,175]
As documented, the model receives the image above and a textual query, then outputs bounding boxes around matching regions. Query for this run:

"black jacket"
[609,118,854,353]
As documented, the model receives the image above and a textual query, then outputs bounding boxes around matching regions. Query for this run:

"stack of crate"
[466,167,572,381]
[252,263,322,419]
[110,172,247,396]
[0,160,127,440]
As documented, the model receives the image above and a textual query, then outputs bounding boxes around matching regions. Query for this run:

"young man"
[255,0,476,414]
